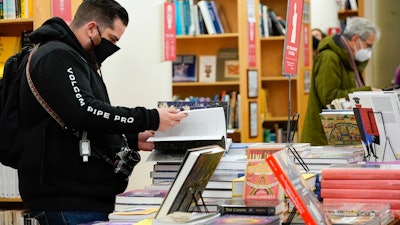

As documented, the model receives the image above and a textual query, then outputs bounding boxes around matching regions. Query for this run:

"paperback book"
[218,198,287,216]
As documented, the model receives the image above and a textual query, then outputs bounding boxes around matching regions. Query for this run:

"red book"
[266,150,328,225]
[321,188,400,200]
[321,163,400,180]
[243,146,284,201]
[321,179,400,190]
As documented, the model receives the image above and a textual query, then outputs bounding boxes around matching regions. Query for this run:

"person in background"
[394,65,400,86]
[312,28,327,41]
[302,17,381,146]
[18,0,187,224]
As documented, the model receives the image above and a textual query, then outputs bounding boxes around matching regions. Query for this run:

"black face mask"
[91,27,120,65]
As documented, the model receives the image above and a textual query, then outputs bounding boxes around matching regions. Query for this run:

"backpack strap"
[25,44,91,162]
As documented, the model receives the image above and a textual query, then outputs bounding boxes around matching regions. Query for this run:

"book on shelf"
[202,189,232,199]
[197,0,217,35]
[206,180,233,190]
[147,107,226,152]
[206,214,281,225]
[266,150,329,225]
[153,211,221,225]
[216,48,239,81]
[218,198,287,216]
[243,146,284,201]
[198,55,217,82]
[114,203,161,212]
[206,0,224,34]
[115,189,168,205]
[155,145,225,219]
[320,109,362,146]
[172,55,197,82]
[322,198,400,211]
[321,163,400,180]
[268,9,285,36]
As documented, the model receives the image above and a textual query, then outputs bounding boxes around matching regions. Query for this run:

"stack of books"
[113,189,167,212]
[292,145,365,173]
[321,163,400,222]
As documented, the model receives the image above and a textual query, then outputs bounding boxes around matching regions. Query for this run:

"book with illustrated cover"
[216,48,239,81]
[172,55,197,82]
[320,110,362,146]
[243,147,284,201]
[153,211,221,225]
[198,55,217,82]
[155,145,225,219]
[266,150,329,225]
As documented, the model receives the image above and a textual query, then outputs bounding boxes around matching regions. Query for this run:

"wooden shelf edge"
[261,76,298,81]
[0,198,22,202]
[260,36,285,41]
[263,116,290,122]
[0,18,34,24]
[173,81,240,87]
[176,33,239,39]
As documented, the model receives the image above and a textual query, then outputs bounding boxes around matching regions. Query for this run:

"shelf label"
[282,0,304,76]
[163,1,177,61]
[303,25,310,67]
[52,0,72,25]
[247,0,256,67]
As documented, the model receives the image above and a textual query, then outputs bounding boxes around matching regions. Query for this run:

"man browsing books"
[17,1,187,224]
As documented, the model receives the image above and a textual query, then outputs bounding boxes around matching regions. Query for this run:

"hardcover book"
[266,150,329,225]
[205,214,281,225]
[172,55,197,82]
[147,107,226,152]
[218,198,287,216]
[321,163,400,180]
[320,110,362,146]
[243,147,284,201]
[155,145,225,219]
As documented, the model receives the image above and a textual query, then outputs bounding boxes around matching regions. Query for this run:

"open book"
[147,107,227,162]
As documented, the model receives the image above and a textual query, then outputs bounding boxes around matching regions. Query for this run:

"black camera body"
[114,147,141,177]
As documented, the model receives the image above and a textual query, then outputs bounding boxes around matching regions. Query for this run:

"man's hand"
[157,108,188,131]
[138,130,155,151]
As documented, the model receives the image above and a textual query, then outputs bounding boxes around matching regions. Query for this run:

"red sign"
[52,0,72,25]
[303,25,310,67]
[282,0,304,76]
[163,2,176,61]
[248,21,256,67]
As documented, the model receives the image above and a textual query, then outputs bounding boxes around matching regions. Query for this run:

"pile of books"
[321,162,400,224]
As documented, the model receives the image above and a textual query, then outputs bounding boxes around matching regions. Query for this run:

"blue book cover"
[172,54,197,82]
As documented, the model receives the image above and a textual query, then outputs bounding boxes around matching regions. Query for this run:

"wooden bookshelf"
[258,0,312,141]
[338,0,364,20]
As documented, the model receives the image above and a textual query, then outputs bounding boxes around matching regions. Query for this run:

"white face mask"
[354,38,372,62]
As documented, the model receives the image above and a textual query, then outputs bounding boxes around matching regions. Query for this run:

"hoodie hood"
[29,17,93,65]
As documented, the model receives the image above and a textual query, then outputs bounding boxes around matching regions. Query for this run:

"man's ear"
[87,21,98,36]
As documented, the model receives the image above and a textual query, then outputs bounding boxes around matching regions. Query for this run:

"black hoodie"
[18,17,159,212]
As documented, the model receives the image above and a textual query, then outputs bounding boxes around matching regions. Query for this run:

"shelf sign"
[303,24,310,67]
[247,0,256,67]
[163,1,176,61]
[282,0,304,76]
[51,0,72,25]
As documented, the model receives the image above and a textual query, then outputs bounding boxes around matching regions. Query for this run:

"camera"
[114,147,141,177]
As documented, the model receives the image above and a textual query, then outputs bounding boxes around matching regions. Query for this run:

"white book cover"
[197,0,217,34]
[198,55,217,82]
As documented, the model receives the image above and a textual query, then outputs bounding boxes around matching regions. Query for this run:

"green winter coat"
[301,34,372,146]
